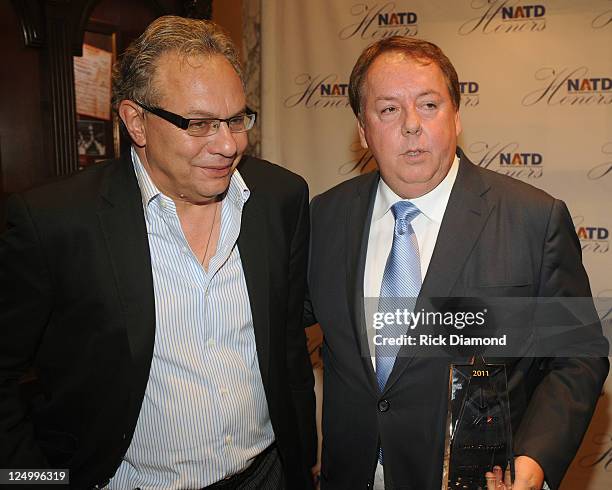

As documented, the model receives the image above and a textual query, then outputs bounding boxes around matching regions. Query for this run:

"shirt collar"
[372,153,460,224]
[131,146,160,209]
[131,146,250,210]
[226,164,251,208]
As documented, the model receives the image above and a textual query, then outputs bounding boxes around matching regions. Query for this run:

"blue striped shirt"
[108,149,274,489]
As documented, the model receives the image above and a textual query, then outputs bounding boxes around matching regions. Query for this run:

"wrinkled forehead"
[361,51,452,103]
[366,51,436,82]
[149,51,241,103]
[150,51,219,85]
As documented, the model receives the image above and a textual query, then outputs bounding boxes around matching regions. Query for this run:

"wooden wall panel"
[0,1,50,195]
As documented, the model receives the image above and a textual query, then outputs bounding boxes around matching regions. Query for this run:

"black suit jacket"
[0,153,316,488]
[306,150,608,489]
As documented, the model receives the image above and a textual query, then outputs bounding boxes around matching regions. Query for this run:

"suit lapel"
[97,154,273,405]
[383,152,494,394]
[420,154,493,298]
[346,173,380,393]
[238,187,271,386]
[97,154,156,404]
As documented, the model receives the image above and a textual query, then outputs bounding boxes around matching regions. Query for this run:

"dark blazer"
[306,149,608,490]
[0,153,316,489]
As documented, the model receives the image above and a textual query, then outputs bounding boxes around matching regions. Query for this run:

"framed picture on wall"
[77,120,107,157]
[73,21,120,168]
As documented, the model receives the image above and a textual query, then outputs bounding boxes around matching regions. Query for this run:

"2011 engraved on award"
[442,356,514,490]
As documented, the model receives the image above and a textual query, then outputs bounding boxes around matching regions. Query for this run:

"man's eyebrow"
[185,106,248,118]
[374,95,400,102]
[185,110,216,118]
[374,90,443,102]
[416,90,442,98]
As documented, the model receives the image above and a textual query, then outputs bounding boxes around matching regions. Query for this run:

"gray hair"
[111,15,243,112]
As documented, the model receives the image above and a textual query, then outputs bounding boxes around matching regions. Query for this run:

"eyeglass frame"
[134,101,257,136]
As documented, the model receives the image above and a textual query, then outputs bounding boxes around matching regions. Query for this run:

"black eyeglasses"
[135,101,257,137]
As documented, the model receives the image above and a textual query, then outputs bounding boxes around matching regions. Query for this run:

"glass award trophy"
[442,356,514,490]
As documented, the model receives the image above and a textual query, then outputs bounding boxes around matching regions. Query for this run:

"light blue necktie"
[376,201,422,391]
[376,201,422,465]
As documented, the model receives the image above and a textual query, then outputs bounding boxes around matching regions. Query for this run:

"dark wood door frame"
[9,0,195,177]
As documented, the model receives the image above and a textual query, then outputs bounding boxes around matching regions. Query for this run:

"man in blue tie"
[304,36,608,489]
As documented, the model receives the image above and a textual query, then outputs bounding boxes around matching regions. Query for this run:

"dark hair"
[348,36,460,119]
[112,15,242,113]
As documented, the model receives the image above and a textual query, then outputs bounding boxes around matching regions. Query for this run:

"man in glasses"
[0,16,315,489]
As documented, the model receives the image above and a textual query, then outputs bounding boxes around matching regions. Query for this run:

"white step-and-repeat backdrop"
[260,1,611,488]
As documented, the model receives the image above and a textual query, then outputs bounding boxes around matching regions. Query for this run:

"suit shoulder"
[238,155,308,196]
[312,171,377,208]
[19,159,119,211]
[473,162,556,208]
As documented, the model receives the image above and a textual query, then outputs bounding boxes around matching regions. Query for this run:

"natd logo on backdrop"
[523,67,612,106]
[459,0,546,35]
[592,5,611,29]
[284,73,351,110]
[339,2,418,41]
[339,144,378,176]
[573,216,609,254]
[460,81,480,108]
[588,142,612,181]
[467,141,543,179]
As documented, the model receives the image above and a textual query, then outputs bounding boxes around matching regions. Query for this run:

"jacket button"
[378,399,390,412]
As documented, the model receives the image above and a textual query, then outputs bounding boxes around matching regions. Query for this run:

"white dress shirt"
[364,155,459,301]
[364,155,459,488]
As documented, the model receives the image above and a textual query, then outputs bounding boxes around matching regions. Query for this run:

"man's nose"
[402,110,422,136]
[209,121,238,157]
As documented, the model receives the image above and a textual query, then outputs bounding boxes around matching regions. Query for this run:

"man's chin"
[203,182,233,200]
[383,171,446,198]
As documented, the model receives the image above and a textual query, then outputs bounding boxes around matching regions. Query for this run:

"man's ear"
[118,100,147,147]
[454,110,462,137]
[357,118,368,149]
